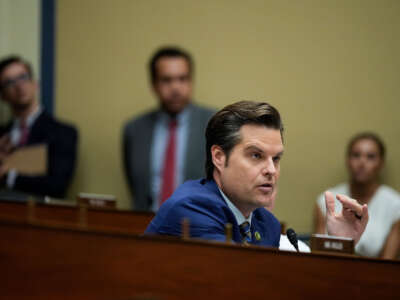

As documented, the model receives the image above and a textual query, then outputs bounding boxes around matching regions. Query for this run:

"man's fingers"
[336,194,363,217]
[324,191,335,216]
[343,207,355,219]
[360,204,369,227]
[0,135,13,153]
[0,135,10,146]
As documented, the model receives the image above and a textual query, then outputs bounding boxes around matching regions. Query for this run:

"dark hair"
[0,56,33,89]
[149,46,193,83]
[205,101,284,179]
[347,132,386,159]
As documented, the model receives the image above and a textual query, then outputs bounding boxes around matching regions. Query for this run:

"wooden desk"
[0,218,399,300]
[0,200,153,234]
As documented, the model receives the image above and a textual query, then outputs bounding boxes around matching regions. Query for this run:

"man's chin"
[163,98,190,112]
[12,102,31,112]
[163,104,185,115]
[12,100,31,112]
[255,196,274,210]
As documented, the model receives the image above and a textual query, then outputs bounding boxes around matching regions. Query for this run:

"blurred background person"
[123,47,214,212]
[314,132,400,259]
[0,56,78,201]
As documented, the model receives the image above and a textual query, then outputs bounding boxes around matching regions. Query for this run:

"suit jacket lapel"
[204,179,243,242]
[27,111,47,145]
[250,209,270,245]
[142,112,157,203]
[184,104,204,179]
[0,111,47,145]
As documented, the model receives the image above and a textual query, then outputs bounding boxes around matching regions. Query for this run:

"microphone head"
[286,228,299,252]
[286,228,296,238]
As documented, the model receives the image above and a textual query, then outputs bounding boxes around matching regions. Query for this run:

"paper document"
[4,144,47,175]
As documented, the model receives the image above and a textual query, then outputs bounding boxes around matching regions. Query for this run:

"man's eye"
[251,153,261,159]
[179,76,189,82]
[273,156,281,163]
[160,77,172,84]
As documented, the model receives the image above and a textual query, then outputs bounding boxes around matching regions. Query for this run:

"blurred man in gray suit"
[123,47,214,211]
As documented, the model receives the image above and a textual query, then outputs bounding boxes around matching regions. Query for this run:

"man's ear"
[211,145,226,173]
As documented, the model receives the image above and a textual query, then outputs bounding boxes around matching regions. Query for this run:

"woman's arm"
[381,220,400,260]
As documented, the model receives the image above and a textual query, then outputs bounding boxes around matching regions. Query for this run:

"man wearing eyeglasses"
[0,56,78,201]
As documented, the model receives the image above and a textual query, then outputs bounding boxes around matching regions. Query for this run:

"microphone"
[286,228,299,252]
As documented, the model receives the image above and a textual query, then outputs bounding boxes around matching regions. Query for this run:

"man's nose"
[358,155,368,165]
[170,78,182,90]
[15,78,26,90]
[262,158,276,176]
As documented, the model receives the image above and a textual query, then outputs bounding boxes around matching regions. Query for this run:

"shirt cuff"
[6,169,18,188]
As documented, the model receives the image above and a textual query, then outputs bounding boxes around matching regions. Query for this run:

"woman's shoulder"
[376,185,400,205]
[317,183,348,202]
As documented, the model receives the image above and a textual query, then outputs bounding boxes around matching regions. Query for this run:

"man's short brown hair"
[0,56,33,90]
[205,101,284,179]
[149,46,193,83]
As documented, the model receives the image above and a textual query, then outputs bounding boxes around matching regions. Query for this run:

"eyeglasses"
[0,73,31,90]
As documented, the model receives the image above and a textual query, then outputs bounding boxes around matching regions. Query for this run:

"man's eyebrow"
[244,145,264,153]
[244,146,284,156]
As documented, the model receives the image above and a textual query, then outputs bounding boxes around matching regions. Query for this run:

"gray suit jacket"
[123,103,215,211]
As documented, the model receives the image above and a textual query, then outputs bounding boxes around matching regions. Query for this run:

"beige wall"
[56,0,400,232]
[0,0,40,123]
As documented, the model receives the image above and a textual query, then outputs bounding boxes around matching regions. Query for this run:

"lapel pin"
[255,231,261,241]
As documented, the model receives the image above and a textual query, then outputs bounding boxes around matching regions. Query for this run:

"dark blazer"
[0,111,78,199]
[123,103,215,211]
[145,179,281,247]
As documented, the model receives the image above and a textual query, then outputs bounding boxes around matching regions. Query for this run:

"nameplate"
[77,193,116,209]
[310,234,354,255]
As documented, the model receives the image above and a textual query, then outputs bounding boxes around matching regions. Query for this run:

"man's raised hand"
[325,191,369,244]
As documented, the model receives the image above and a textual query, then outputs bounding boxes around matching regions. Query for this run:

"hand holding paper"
[1,144,47,176]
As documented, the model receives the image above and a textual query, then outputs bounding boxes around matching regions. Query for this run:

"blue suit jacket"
[145,179,281,247]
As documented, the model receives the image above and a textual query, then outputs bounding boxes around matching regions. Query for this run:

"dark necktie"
[18,121,29,147]
[239,221,252,244]
[160,119,178,205]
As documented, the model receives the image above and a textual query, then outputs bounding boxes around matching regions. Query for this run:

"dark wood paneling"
[0,200,153,234]
[0,219,399,300]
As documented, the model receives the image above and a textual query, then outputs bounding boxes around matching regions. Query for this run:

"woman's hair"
[347,132,386,159]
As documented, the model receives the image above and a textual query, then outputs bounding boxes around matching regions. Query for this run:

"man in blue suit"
[146,101,369,246]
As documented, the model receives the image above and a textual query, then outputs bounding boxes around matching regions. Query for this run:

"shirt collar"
[158,103,192,125]
[218,187,252,226]
[14,105,42,128]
